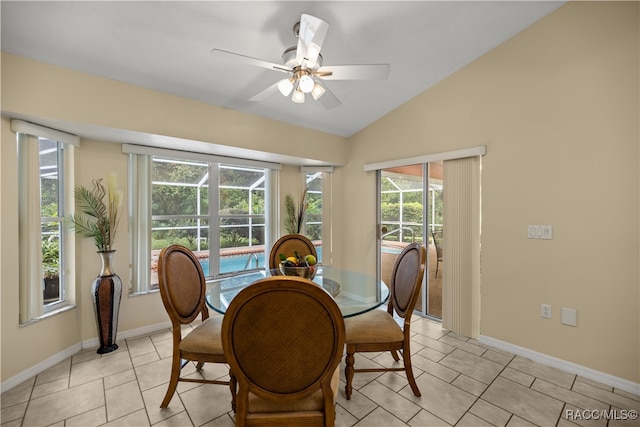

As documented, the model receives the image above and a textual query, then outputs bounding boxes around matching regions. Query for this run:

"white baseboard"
[80,321,171,350]
[1,321,172,393]
[0,343,82,393]
[479,335,640,396]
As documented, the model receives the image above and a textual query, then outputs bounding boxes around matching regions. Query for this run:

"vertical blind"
[17,133,45,322]
[442,156,481,338]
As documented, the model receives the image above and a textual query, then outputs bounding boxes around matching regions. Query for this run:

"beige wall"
[1,1,638,386]
[0,54,348,382]
[347,1,639,382]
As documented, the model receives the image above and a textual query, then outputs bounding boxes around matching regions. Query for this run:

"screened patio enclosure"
[150,158,268,282]
[379,163,443,319]
[149,159,323,286]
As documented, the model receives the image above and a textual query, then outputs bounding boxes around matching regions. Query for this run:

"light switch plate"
[528,225,553,239]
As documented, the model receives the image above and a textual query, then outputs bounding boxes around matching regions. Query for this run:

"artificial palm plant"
[284,189,308,234]
[67,174,122,252]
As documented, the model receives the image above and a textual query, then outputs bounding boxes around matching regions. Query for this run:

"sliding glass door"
[377,162,443,319]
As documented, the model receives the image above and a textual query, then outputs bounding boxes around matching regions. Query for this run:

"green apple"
[305,254,317,266]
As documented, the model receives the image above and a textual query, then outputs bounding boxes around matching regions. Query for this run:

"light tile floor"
[2,316,638,427]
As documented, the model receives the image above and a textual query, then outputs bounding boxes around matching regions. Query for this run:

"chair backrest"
[268,233,318,269]
[431,229,443,258]
[157,245,208,326]
[222,276,344,424]
[388,243,427,320]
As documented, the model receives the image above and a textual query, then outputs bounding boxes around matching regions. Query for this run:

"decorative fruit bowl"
[279,263,317,279]
[278,252,318,280]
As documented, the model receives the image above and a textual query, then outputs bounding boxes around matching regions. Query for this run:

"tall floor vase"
[92,250,123,354]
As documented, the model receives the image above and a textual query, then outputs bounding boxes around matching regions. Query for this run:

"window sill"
[20,303,76,327]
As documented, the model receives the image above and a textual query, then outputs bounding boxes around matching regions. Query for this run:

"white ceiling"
[1,1,565,139]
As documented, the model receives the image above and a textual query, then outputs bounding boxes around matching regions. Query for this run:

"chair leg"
[229,369,237,412]
[160,355,182,407]
[390,350,400,361]
[402,349,421,397]
[344,349,355,400]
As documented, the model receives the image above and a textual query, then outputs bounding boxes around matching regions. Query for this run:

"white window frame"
[13,120,78,323]
[124,144,281,294]
[301,166,333,266]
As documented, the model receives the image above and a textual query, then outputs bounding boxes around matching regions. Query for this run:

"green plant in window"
[42,235,60,278]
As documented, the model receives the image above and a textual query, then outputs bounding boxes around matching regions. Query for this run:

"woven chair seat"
[179,316,224,355]
[344,310,404,344]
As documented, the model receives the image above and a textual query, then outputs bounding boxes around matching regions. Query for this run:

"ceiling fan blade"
[296,14,329,68]
[315,80,341,109]
[211,49,293,74]
[316,64,390,81]
[249,82,281,102]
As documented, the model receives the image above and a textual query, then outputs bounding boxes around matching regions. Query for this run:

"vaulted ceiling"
[1,1,565,138]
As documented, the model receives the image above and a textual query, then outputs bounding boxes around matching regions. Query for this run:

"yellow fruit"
[305,255,317,265]
[286,256,298,263]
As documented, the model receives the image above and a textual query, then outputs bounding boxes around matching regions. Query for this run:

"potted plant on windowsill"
[42,235,60,301]
[67,174,123,354]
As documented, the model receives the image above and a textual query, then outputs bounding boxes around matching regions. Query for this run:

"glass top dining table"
[205,266,389,318]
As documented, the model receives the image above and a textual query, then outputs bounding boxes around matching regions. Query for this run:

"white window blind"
[441,156,482,338]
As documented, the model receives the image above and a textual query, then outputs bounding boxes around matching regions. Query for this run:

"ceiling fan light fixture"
[291,87,305,103]
[311,82,325,100]
[277,78,294,96]
[298,74,315,93]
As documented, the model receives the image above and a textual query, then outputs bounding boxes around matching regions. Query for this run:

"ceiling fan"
[211,13,390,109]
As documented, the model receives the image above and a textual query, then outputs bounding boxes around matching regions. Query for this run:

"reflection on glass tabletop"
[205,266,388,318]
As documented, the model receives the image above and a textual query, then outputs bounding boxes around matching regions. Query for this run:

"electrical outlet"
[541,304,552,319]
[561,307,577,326]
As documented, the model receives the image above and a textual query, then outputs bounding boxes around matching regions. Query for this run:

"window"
[151,157,266,278]
[125,145,279,294]
[305,171,322,242]
[302,167,333,264]
[14,120,78,323]
[40,139,65,307]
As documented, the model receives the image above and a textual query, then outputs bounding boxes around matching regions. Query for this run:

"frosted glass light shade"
[291,88,305,103]
[299,74,315,93]
[311,83,325,100]
[277,78,294,96]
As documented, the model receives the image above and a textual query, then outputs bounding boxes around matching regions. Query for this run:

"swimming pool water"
[200,245,402,276]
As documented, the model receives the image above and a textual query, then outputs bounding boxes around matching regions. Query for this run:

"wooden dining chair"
[222,276,345,427]
[157,245,236,409]
[344,242,426,400]
[268,233,317,269]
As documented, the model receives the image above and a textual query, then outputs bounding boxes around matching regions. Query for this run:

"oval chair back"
[268,233,317,269]
[157,245,235,409]
[222,276,344,426]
